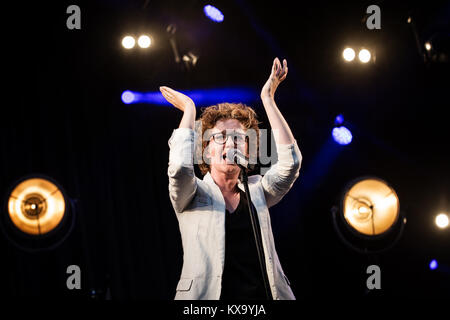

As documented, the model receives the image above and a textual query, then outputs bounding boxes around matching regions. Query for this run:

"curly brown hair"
[198,103,260,175]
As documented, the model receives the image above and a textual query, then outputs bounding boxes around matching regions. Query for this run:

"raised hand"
[160,86,195,112]
[261,58,288,100]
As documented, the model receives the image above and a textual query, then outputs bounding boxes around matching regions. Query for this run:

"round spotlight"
[331,177,405,253]
[429,259,438,270]
[121,90,135,104]
[332,126,352,145]
[1,175,76,252]
[138,35,152,48]
[435,213,449,229]
[204,5,224,23]
[343,48,355,62]
[424,42,432,51]
[335,114,344,125]
[7,177,66,235]
[358,49,371,63]
[122,36,136,49]
[342,178,400,236]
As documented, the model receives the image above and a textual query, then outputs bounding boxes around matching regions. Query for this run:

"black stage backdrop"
[1,0,449,300]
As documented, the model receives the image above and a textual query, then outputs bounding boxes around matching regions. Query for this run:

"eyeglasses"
[211,131,247,145]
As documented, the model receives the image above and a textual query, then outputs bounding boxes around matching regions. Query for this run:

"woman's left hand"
[261,57,288,100]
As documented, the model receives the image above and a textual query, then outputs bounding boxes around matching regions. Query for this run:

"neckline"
[226,190,243,214]
[203,171,245,193]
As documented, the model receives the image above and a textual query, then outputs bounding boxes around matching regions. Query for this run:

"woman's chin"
[213,163,238,174]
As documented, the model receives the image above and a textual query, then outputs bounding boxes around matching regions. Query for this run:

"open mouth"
[222,152,235,164]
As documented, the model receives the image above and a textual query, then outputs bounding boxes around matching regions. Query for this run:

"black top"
[220,189,273,300]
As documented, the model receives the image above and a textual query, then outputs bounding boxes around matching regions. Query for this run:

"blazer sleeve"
[261,140,302,208]
[167,128,198,214]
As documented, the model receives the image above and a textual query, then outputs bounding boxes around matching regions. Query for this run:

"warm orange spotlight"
[342,178,400,236]
[7,177,66,235]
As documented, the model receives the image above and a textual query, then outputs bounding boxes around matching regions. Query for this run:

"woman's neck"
[210,168,240,194]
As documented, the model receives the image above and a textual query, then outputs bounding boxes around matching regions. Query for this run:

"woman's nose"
[225,135,236,148]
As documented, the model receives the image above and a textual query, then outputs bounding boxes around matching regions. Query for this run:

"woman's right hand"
[160,86,195,112]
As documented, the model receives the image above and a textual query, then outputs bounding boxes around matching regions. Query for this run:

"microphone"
[225,149,255,170]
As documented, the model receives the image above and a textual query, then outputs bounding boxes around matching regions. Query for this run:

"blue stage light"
[121,87,258,106]
[121,91,135,104]
[429,259,438,270]
[335,114,344,125]
[204,5,224,23]
[332,126,352,145]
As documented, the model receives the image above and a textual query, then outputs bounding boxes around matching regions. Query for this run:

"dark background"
[1,0,449,299]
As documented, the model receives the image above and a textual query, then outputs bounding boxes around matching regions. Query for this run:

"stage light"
[204,5,224,23]
[331,177,405,253]
[1,175,76,252]
[138,35,152,48]
[424,42,432,51]
[342,178,400,236]
[430,259,438,270]
[435,213,449,229]
[121,90,135,104]
[332,126,352,145]
[335,114,344,125]
[6,177,67,235]
[122,87,258,106]
[358,49,371,63]
[122,36,135,49]
[343,48,355,62]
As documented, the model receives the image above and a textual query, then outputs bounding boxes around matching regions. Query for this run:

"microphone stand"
[238,164,273,300]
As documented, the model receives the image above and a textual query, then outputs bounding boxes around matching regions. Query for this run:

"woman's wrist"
[178,106,196,129]
[261,94,276,107]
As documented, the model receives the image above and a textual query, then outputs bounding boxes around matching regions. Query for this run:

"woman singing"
[161,58,302,300]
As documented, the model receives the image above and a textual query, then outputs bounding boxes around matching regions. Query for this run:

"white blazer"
[168,127,302,300]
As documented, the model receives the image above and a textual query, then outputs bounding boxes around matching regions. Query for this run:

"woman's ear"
[203,143,211,164]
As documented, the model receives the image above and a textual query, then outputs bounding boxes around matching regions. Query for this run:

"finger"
[274,57,280,68]
[161,91,174,102]
[283,59,287,71]
[276,68,281,78]
[163,86,178,95]
[279,65,288,77]
[277,59,283,76]
[161,89,173,98]
[162,94,180,109]
[161,94,171,104]
[161,88,175,102]
[272,58,277,74]
[273,58,278,73]
[276,64,283,78]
